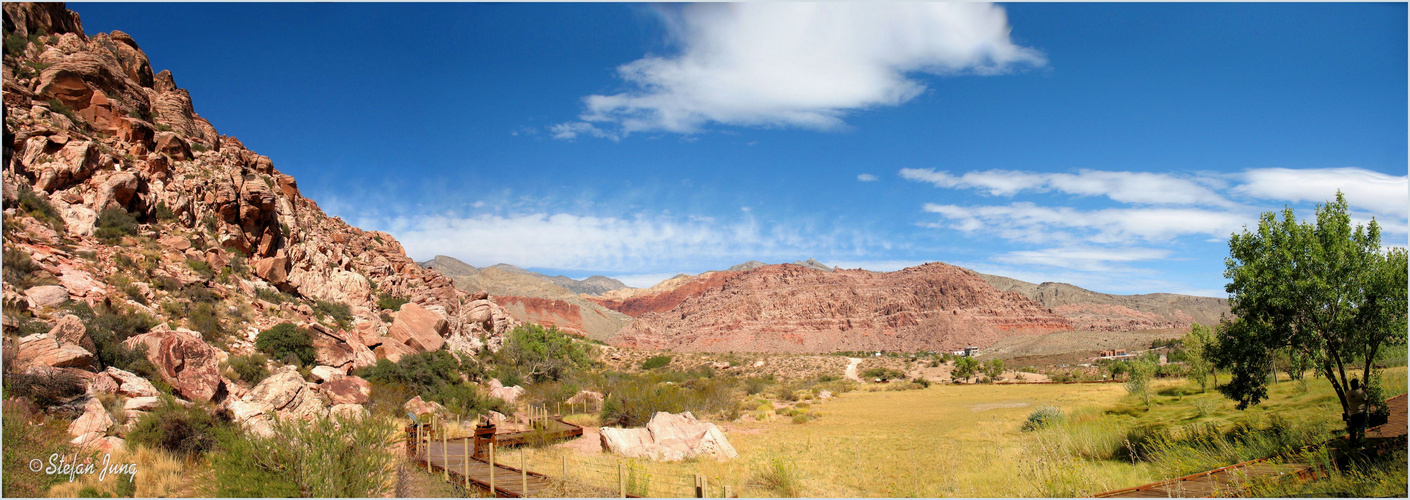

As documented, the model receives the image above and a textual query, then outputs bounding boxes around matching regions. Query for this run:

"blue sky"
[71,3,1408,295]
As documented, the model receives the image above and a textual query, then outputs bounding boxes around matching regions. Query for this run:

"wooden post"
[442,422,449,481]
[489,443,495,497]
[695,474,704,498]
[724,485,732,498]
[416,422,423,459]
[562,455,568,478]
[618,461,626,498]
[700,475,708,498]
[463,436,470,488]
[520,449,528,496]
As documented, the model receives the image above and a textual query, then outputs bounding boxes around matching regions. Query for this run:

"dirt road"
[845,357,863,382]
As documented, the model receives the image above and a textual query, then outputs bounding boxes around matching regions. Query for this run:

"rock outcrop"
[606,263,1073,353]
[976,273,1231,331]
[245,366,326,420]
[599,412,738,462]
[124,330,224,402]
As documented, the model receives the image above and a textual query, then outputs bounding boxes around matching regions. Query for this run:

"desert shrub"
[364,381,415,418]
[492,324,595,384]
[1022,405,1065,432]
[255,287,290,304]
[255,323,315,367]
[188,302,223,337]
[912,376,932,388]
[228,354,270,385]
[3,246,51,289]
[186,259,214,279]
[751,457,800,497]
[601,379,694,427]
[641,355,672,370]
[95,207,139,243]
[16,183,63,230]
[375,293,408,312]
[153,201,176,221]
[126,396,225,458]
[744,377,770,395]
[314,300,352,328]
[861,367,906,381]
[3,369,86,407]
[82,303,163,380]
[358,352,503,415]
[212,413,397,497]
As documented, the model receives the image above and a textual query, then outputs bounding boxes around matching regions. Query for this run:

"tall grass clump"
[212,413,398,497]
[750,457,800,497]
[126,396,226,458]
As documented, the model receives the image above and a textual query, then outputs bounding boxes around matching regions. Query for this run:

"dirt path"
[845,357,863,382]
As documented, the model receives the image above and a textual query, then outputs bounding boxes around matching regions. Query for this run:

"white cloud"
[856,173,878,182]
[922,202,1250,244]
[550,122,620,141]
[993,246,1172,273]
[900,168,1231,206]
[1235,167,1408,218]
[558,3,1043,138]
[370,211,888,275]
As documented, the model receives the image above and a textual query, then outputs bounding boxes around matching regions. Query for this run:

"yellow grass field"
[518,366,1407,498]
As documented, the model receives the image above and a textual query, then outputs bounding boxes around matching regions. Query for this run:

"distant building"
[963,346,979,357]
[1098,349,1128,358]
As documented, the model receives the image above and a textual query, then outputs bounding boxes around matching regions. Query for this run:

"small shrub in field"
[255,323,315,367]
[1117,424,1171,462]
[1022,405,1065,432]
[95,207,139,242]
[228,354,270,385]
[751,457,800,496]
[126,396,224,458]
[3,247,43,288]
[862,367,906,381]
[641,355,672,370]
[153,201,176,221]
[255,287,290,304]
[188,302,223,336]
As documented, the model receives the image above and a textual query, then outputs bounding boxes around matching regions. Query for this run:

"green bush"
[3,401,71,497]
[94,207,139,243]
[2,369,86,407]
[861,367,906,381]
[153,201,176,221]
[186,259,214,280]
[600,378,696,427]
[16,183,64,230]
[255,323,315,367]
[188,302,223,337]
[641,355,672,370]
[314,300,352,328]
[228,354,270,385]
[357,352,503,415]
[212,413,397,497]
[1022,405,1065,432]
[750,457,800,497]
[3,246,43,289]
[255,287,290,304]
[126,396,225,458]
[375,293,408,312]
[492,324,595,384]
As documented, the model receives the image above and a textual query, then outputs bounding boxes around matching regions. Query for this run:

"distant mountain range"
[419,256,1230,353]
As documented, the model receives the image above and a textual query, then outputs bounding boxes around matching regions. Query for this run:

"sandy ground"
[844,357,863,382]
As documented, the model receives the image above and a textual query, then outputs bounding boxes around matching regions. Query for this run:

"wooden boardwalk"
[410,416,600,498]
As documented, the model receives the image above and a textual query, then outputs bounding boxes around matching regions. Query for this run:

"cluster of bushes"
[358,351,504,416]
[375,293,407,312]
[15,183,65,232]
[487,324,597,385]
[228,353,271,385]
[127,396,226,458]
[3,246,58,289]
[313,300,352,329]
[861,367,906,381]
[255,323,316,367]
[640,355,672,370]
[95,207,139,243]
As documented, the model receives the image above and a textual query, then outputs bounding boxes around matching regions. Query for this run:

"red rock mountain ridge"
[604,263,1074,353]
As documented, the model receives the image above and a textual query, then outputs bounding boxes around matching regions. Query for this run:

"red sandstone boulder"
[17,333,93,369]
[320,375,370,405]
[387,303,446,352]
[124,331,224,402]
[372,339,416,363]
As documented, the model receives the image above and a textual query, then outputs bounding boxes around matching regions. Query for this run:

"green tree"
[1125,359,1155,408]
[1217,192,1408,414]
[1182,323,1217,392]
[983,359,1005,381]
[952,357,980,383]
[493,324,595,384]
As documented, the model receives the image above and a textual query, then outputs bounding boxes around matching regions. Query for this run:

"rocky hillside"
[422,255,631,341]
[975,273,1230,331]
[604,262,1073,353]
[2,2,520,445]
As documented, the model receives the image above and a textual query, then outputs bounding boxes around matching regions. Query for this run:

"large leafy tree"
[1217,192,1407,414]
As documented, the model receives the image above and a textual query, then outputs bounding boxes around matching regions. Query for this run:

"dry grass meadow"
[514,366,1407,498]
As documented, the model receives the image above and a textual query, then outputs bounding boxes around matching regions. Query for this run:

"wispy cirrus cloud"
[1234,167,1408,218]
[554,2,1044,139]
[899,168,1232,206]
[921,202,1250,245]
